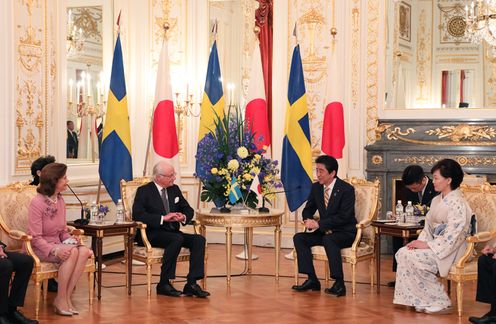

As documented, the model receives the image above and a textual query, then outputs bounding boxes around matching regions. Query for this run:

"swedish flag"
[195,40,224,178]
[281,44,313,212]
[229,177,242,204]
[99,33,133,203]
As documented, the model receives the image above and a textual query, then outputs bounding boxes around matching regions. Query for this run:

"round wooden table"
[196,208,283,285]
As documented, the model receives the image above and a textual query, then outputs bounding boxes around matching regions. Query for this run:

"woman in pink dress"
[28,163,92,316]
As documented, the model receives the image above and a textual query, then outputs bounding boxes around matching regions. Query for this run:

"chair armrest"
[466,231,494,243]
[135,221,153,253]
[356,219,371,229]
[67,225,85,236]
[9,229,32,241]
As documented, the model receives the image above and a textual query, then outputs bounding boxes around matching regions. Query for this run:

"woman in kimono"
[393,158,472,314]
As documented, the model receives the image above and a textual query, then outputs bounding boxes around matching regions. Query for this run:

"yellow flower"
[237,146,249,159]
[252,167,261,175]
[243,173,253,181]
[254,154,261,160]
[211,168,218,175]
[228,159,239,171]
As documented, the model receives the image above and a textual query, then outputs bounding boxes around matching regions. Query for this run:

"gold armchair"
[0,182,95,317]
[448,183,496,317]
[294,177,380,294]
[120,177,206,297]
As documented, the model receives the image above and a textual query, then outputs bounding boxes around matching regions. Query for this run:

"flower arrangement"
[98,204,109,216]
[413,204,429,216]
[195,108,282,209]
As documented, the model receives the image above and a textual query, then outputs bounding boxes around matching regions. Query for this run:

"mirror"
[66,5,104,161]
[385,0,496,109]
[208,0,243,108]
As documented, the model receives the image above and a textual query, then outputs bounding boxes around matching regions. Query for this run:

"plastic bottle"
[395,200,404,223]
[90,201,98,224]
[116,199,124,224]
[405,201,414,223]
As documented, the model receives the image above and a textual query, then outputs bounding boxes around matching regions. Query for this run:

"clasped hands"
[482,245,496,260]
[304,219,319,231]
[406,240,430,250]
[163,212,186,223]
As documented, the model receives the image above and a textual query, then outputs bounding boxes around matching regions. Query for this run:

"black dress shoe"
[324,281,346,297]
[6,310,38,324]
[47,278,58,292]
[291,279,321,292]
[469,315,496,324]
[387,281,395,288]
[183,283,210,298]
[156,283,181,297]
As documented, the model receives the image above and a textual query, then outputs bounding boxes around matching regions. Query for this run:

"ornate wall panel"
[14,0,54,173]
[288,0,336,154]
[366,0,380,144]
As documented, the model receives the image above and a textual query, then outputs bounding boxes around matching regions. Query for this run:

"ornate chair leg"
[457,281,463,317]
[147,264,152,297]
[370,258,374,288]
[42,279,48,300]
[88,271,94,305]
[34,281,41,318]
[324,262,330,284]
[293,250,299,285]
[352,263,356,295]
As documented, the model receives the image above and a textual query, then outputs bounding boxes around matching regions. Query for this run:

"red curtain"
[256,0,273,146]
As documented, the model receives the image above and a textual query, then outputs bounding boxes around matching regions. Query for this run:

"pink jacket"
[28,193,71,260]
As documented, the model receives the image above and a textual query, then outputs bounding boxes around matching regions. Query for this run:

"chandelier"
[66,9,85,56]
[465,1,496,55]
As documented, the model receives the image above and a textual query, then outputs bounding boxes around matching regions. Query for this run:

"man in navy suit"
[132,161,209,298]
[292,155,357,297]
[388,164,438,287]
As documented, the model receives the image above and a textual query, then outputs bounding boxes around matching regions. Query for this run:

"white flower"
[237,146,249,159]
[228,159,239,171]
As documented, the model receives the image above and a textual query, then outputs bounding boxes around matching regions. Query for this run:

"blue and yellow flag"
[99,32,133,203]
[281,44,313,212]
[229,177,242,204]
[195,40,225,178]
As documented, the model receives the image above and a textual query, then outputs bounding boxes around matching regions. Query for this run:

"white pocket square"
[174,197,179,204]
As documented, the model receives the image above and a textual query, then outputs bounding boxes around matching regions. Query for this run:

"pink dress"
[28,193,73,263]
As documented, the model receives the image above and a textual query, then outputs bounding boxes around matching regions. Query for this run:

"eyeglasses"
[159,172,176,178]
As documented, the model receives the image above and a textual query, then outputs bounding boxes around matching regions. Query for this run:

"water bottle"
[90,201,98,224]
[405,201,414,223]
[395,200,404,223]
[116,199,124,224]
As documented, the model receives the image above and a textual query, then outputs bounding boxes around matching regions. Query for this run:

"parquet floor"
[22,244,484,323]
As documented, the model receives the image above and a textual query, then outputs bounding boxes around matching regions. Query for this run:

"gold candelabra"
[173,91,200,153]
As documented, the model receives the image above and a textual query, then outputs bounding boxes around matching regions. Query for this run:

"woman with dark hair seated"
[28,163,93,316]
[393,159,473,315]
[469,243,496,324]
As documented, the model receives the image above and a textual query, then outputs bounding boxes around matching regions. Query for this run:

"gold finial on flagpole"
[253,26,260,36]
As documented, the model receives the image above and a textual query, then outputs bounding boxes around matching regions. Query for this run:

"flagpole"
[142,112,153,176]
[96,179,103,205]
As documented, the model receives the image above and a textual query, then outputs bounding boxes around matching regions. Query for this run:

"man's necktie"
[417,192,422,204]
[324,187,330,208]
[161,188,170,214]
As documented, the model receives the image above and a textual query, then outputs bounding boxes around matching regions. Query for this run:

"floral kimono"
[393,189,472,308]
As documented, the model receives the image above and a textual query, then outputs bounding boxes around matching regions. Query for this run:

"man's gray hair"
[152,163,163,181]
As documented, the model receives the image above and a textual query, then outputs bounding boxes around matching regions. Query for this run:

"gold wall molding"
[14,0,49,173]
[415,8,432,103]
[288,0,336,154]
[351,0,360,111]
[366,0,380,144]
[425,124,496,142]
[377,123,496,146]
[394,156,496,167]
[371,155,383,165]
